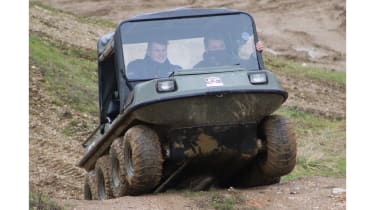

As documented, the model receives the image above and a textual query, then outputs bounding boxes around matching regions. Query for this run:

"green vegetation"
[264,55,346,87]
[210,193,237,210]
[62,118,91,136]
[30,192,63,210]
[29,33,98,116]
[184,191,247,210]
[276,107,346,181]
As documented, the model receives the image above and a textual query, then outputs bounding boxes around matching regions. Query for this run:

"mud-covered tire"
[109,137,128,197]
[83,171,97,200]
[259,115,297,177]
[123,125,163,195]
[95,155,113,200]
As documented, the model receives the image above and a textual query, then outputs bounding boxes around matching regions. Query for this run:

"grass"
[276,107,346,181]
[264,55,346,87]
[29,33,98,116]
[184,190,247,210]
[62,118,91,136]
[210,193,237,210]
[29,192,63,210]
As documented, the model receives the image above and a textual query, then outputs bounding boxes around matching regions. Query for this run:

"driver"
[127,39,181,79]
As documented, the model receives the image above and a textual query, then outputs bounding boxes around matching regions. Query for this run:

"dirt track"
[29,0,346,209]
[57,177,345,210]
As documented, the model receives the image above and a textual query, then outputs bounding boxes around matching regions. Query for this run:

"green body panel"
[133,93,284,127]
[130,69,286,127]
[133,69,283,104]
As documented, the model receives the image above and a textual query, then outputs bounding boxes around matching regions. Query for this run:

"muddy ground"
[58,177,345,210]
[29,0,346,209]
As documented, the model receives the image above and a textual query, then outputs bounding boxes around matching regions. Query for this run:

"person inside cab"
[127,39,181,80]
[194,35,264,68]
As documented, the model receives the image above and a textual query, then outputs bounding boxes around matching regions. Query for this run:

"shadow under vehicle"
[78,8,297,200]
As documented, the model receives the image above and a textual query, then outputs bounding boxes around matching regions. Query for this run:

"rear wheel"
[95,155,113,200]
[123,125,163,195]
[83,171,97,200]
[109,137,128,197]
[259,115,297,177]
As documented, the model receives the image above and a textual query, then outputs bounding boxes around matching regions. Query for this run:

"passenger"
[127,39,181,79]
[194,36,264,68]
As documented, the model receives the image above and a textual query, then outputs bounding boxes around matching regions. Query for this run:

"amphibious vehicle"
[79,8,296,200]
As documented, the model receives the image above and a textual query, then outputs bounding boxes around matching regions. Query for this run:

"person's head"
[146,40,168,63]
[204,34,226,52]
[203,35,234,66]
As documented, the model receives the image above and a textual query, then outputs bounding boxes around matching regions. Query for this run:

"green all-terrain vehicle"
[78,8,296,200]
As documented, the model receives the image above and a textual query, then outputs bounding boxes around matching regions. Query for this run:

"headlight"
[248,72,268,84]
[156,79,177,92]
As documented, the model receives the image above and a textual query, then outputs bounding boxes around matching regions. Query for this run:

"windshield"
[121,13,260,80]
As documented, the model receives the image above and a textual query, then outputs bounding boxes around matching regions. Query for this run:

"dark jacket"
[194,51,259,70]
[127,56,181,80]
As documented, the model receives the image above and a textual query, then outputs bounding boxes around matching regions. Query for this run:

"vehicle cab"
[97,8,264,132]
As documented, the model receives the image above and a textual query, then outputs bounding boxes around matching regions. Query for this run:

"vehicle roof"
[123,8,245,22]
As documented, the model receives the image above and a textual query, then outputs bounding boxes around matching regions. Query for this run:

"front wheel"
[123,125,163,195]
[259,115,297,178]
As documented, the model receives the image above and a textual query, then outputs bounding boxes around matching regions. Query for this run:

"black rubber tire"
[109,137,128,197]
[83,171,97,200]
[95,155,113,200]
[123,125,163,195]
[259,115,297,177]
